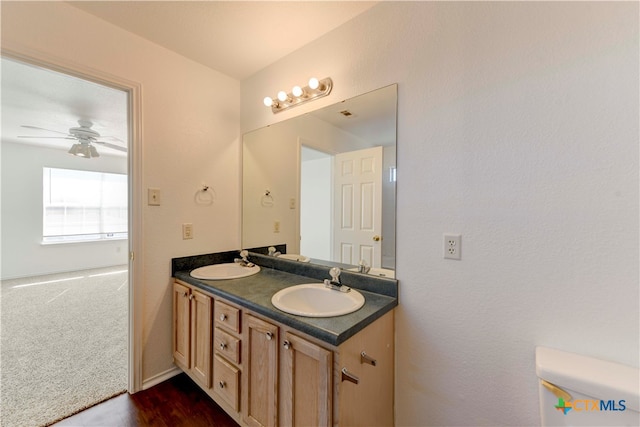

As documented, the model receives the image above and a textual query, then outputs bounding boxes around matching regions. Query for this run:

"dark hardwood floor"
[53,374,239,427]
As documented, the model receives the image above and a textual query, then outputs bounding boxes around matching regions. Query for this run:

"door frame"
[2,42,144,392]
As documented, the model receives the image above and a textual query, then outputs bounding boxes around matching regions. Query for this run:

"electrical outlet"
[183,223,193,240]
[274,221,280,233]
[444,234,461,260]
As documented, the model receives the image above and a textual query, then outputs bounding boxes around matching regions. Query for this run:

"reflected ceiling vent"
[263,77,333,114]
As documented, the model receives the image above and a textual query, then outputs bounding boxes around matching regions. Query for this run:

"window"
[43,167,128,243]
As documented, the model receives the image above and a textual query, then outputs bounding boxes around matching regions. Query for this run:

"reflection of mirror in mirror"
[242,84,397,274]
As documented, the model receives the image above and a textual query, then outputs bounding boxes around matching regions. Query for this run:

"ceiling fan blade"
[94,140,127,152]
[18,135,76,140]
[20,125,70,136]
[98,135,126,143]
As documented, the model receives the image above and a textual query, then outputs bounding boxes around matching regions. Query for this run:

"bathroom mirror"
[242,84,397,276]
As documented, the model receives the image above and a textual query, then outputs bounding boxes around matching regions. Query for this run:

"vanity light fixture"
[263,77,333,114]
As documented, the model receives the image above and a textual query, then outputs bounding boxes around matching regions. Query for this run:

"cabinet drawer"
[215,300,241,333]
[213,354,240,412]
[214,327,241,364]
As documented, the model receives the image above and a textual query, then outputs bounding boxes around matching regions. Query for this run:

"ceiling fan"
[18,119,127,158]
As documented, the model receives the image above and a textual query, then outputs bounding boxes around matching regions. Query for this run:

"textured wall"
[242,2,639,425]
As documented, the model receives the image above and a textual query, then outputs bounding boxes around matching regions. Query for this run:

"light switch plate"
[183,223,193,240]
[148,188,161,206]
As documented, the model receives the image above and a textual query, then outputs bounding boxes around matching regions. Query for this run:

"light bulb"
[277,91,288,102]
[263,96,274,107]
[308,77,319,90]
[292,85,303,97]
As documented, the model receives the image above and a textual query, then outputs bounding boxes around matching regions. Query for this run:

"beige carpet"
[1,266,128,427]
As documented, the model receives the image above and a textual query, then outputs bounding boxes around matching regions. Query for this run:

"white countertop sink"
[271,283,365,317]
[278,254,310,262]
[190,263,260,280]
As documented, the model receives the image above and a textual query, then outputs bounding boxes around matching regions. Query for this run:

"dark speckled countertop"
[172,251,398,347]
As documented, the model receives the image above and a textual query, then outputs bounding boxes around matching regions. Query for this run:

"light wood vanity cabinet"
[280,331,333,426]
[172,281,212,389]
[243,314,279,427]
[172,279,394,426]
[212,299,243,417]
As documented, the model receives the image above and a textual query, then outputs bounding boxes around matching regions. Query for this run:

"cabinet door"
[280,331,332,427]
[337,310,394,426]
[190,289,212,388]
[173,281,191,369]
[243,314,278,427]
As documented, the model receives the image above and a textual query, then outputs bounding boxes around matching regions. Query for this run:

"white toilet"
[536,346,639,426]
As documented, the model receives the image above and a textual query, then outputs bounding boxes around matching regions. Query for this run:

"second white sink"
[190,263,260,280]
[271,283,365,317]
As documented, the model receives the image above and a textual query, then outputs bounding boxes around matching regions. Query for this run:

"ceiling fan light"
[89,145,100,158]
[77,145,91,157]
[68,144,78,156]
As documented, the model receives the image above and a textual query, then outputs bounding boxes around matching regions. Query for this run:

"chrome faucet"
[234,250,255,267]
[324,267,351,293]
[268,246,281,257]
[357,260,371,274]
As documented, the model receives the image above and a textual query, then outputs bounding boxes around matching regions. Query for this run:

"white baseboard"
[141,366,182,390]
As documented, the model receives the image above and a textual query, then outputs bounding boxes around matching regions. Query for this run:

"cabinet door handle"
[266,331,274,341]
[283,340,291,350]
[218,381,226,389]
[188,294,194,301]
[219,314,227,322]
[341,367,359,385]
[219,342,227,350]
[361,351,377,366]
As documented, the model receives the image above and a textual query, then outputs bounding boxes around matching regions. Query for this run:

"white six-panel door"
[333,146,383,267]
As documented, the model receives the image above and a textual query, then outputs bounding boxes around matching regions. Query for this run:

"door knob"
[373,235,381,242]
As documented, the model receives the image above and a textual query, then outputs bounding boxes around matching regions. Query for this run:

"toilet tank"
[536,346,639,426]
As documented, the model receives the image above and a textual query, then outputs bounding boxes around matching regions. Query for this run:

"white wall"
[242,2,639,426]
[1,2,241,383]
[300,148,332,260]
[1,142,128,279]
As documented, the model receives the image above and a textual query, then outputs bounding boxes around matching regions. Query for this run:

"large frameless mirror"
[242,84,397,277]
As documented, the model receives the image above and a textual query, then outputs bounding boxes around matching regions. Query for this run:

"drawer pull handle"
[361,351,377,366]
[266,331,274,340]
[341,368,359,385]
[219,314,227,322]
[283,340,291,350]
[219,342,227,350]
[219,381,226,389]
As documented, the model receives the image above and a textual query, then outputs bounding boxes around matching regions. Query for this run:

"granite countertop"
[173,263,397,347]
